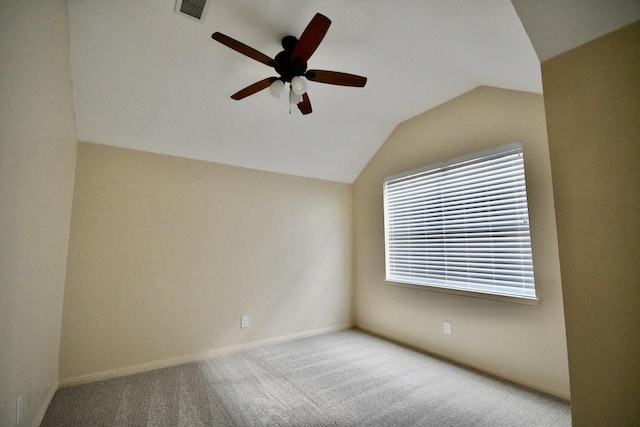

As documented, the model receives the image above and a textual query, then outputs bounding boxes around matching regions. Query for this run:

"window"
[383,142,536,300]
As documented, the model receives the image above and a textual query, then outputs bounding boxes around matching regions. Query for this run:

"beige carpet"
[42,329,571,426]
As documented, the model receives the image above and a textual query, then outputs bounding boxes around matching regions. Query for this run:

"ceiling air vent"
[175,0,207,21]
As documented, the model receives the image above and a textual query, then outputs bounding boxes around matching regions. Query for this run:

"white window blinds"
[383,142,536,299]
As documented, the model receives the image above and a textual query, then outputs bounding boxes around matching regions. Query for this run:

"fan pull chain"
[288,86,295,114]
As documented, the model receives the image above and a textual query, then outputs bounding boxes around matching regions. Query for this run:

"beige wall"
[0,1,77,426]
[353,86,570,398]
[59,142,353,381]
[542,21,640,425]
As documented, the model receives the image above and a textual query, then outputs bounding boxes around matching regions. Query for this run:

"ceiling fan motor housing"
[274,37,307,82]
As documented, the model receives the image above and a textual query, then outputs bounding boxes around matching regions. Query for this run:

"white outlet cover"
[443,321,452,335]
[241,315,249,329]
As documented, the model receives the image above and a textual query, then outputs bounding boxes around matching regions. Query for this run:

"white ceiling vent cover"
[175,0,208,21]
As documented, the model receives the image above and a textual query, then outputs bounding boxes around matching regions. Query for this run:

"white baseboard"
[59,324,352,388]
[32,381,58,427]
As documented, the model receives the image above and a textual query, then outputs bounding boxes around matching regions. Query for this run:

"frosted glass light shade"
[290,76,307,95]
[269,79,285,98]
[289,87,302,105]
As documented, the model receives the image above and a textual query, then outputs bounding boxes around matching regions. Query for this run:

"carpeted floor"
[42,329,571,426]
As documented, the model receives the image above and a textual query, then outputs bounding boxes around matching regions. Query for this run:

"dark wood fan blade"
[306,70,367,87]
[231,77,278,100]
[291,13,331,62]
[212,32,277,67]
[297,93,312,115]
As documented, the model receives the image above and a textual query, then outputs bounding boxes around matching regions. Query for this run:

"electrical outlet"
[443,321,452,336]
[16,395,23,425]
[241,315,249,329]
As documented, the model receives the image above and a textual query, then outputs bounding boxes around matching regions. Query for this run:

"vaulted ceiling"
[66,0,639,183]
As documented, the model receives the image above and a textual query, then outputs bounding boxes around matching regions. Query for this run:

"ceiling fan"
[211,13,367,115]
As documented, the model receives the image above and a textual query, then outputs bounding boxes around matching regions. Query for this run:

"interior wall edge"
[540,19,640,424]
[30,383,59,427]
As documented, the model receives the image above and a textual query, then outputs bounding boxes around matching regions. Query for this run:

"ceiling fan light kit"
[290,76,308,96]
[211,13,367,115]
[289,88,303,106]
[268,79,285,99]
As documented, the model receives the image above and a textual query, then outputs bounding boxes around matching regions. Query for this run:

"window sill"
[386,280,540,306]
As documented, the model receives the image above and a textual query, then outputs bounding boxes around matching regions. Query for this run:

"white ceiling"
[512,0,640,61]
[66,1,637,183]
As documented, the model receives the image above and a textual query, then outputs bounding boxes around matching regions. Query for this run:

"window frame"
[383,141,539,305]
